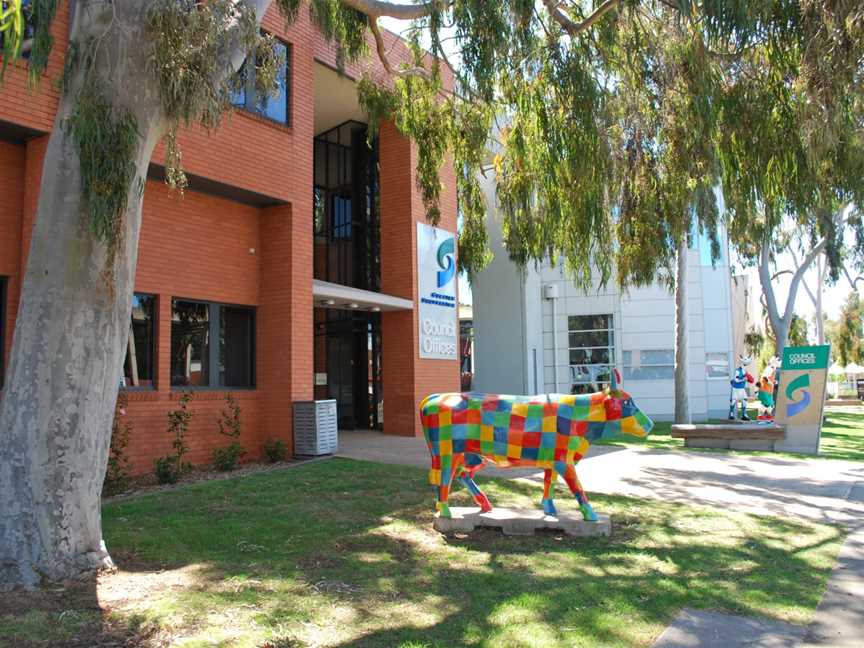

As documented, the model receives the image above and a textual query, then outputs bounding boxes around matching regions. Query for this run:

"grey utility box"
[293,399,338,456]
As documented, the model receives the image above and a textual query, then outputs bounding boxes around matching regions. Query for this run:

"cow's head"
[597,370,654,439]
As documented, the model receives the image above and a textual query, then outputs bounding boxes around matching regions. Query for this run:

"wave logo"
[436,237,456,288]
[785,374,811,418]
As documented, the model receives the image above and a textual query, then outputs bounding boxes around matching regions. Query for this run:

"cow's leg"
[555,462,598,521]
[541,469,558,515]
[436,454,459,518]
[457,465,493,512]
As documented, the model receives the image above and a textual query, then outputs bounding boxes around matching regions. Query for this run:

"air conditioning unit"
[293,399,338,457]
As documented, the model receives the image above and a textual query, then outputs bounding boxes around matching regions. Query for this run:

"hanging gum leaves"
[65,82,139,251]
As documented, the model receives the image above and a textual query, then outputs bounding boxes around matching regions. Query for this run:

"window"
[623,349,675,380]
[705,352,730,379]
[568,314,615,393]
[123,294,156,388]
[332,195,352,239]
[0,277,6,389]
[231,37,290,125]
[171,299,255,388]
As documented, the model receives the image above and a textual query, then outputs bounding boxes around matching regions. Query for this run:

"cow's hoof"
[437,503,452,518]
[741,415,751,421]
[579,503,599,522]
[477,494,493,513]
[542,498,558,516]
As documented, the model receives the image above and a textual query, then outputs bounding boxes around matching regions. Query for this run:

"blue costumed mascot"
[728,353,755,421]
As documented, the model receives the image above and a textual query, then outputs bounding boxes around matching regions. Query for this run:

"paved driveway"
[338,430,864,525]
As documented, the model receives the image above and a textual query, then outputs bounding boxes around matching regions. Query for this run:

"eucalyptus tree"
[0,0,862,590]
[717,2,864,358]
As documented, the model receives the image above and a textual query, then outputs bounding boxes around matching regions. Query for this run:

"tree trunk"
[0,3,166,589]
[674,239,690,423]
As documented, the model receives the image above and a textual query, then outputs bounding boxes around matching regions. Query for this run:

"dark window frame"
[231,35,292,127]
[122,292,158,391]
[170,297,257,391]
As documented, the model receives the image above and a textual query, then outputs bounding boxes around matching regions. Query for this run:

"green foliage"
[155,391,194,484]
[836,291,863,366]
[145,0,281,190]
[103,391,133,496]
[789,314,810,347]
[212,442,245,472]
[26,0,58,83]
[744,328,765,359]
[213,394,245,471]
[65,81,140,250]
[0,0,25,77]
[263,438,288,463]
[308,0,368,68]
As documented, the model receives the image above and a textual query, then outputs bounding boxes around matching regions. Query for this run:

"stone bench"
[671,423,786,451]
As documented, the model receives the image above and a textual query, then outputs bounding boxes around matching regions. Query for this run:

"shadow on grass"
[84,458,845,647]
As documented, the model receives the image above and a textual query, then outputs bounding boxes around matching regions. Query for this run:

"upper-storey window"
[231,36,291,126]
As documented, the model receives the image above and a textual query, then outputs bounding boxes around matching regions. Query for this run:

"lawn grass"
[0,458,844,647]
[595,405,864,461]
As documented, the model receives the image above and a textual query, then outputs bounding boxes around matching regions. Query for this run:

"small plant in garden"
[263,438,287,464]
[212,393,245,471]
[154,391,194,484]
[103,391,133,496]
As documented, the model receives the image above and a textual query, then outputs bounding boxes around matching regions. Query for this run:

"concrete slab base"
[685,438,730,449]
[730,439,776,451]
[433,507,611,537]
[652,608,806,648]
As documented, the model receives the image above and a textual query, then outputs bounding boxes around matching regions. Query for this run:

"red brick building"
[0,5,459,474]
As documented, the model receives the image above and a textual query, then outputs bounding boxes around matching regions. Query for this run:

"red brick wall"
[379,121,460,437]
[0,142,24,368]
[0,2,459,469]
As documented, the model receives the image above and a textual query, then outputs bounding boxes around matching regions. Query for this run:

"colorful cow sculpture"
[419,374,654,521]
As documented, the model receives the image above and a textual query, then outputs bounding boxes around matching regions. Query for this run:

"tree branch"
[340,0,447,20]
[368,19,430,80]
[541,0,622,36]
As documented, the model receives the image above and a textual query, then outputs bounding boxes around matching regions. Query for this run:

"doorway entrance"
[314,308,382,430]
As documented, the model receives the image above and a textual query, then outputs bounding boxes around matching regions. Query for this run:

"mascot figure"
[728,353,755,421]
[757,356,780,421]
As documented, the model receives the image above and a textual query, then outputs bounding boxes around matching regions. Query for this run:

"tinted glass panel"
[569,348,611,365]
[257,40,288,123]
[569,330,611,348]
[623,349,674,380]
[220,306,255,387]
[124,294,156,388]
[568,314,611,331]
[171,300,210,387]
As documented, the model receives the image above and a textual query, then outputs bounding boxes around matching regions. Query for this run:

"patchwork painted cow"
[419,379,653,521]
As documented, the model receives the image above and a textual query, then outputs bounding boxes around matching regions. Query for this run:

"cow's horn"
[610,367,618,391]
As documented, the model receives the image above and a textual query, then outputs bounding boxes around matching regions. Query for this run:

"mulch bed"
[103,455,333,503]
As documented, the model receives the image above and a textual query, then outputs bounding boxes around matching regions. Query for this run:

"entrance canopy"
[313,279,413,312]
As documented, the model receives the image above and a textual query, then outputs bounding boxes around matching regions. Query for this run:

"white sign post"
[417,222,458,360]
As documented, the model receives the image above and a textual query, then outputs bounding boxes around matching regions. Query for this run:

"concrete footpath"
[338,430,864,646]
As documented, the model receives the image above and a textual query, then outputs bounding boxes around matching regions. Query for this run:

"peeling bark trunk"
[0,3,165,589]
[674,239,690,424]
[0,0,279,591]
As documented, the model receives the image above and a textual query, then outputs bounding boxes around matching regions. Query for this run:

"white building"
[472,176,736,421]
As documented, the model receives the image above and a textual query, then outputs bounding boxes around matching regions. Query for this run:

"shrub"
[213,442,245,471]
[263,438,288,463]
[213,393,245,471]
[104,391,133,496]
[154,391,194,484]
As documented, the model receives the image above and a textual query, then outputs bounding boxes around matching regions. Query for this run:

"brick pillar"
[259,202,313,451]
[379,122,459,437]
[0,141,24,370]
